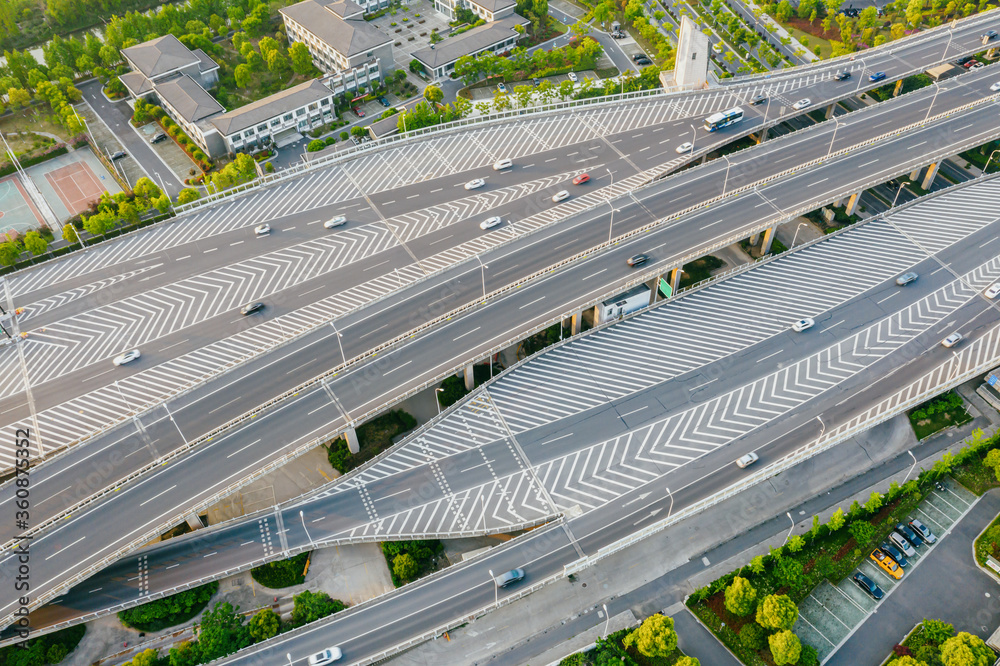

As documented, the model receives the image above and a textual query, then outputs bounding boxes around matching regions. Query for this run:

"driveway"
[78,79,184,198]
[826,489,1000,666]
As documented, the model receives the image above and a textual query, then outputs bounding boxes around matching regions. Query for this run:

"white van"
[493,158,513,171]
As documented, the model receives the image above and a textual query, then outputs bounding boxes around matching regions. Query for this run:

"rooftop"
[211,79,333,136]
[468,0,516,13]
[153,74,225,123]
[119,71,154,96]
[316,0,365,18]
[121,34,201,79]
[412,14,528,68]
[280,0,393,57]
[191,48,220,74]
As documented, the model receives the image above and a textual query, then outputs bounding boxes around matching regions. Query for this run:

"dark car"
[750,94,767,105]
[834,70,851,81]
[632,53,649,61]
[111,150,127,160]
[532,77,540,87]
[240,302,265,316]
[880,540,909,567]
[149,132,168,144]
[852,572,884,600]
[494,568,524,587]
[957,56,974,66]
[627,254,648,267]
[983,29,998,39]
[869,71,887,82]
[636,58,652,67]
[377,96,390,107]
[896,523,924,547]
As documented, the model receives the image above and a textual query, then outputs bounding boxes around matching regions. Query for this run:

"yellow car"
[870,548,903,580]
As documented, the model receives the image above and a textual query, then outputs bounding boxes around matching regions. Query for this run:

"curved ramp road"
[1,10,998,466]
[34,173,1000,660]
[10,171,1000,636]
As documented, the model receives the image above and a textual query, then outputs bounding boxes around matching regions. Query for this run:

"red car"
[963,59,979,68]
[572,173,590,185]
[353,107,365,117]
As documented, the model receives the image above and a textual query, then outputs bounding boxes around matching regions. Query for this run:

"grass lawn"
[974,514,1000,566]
[0,106,69,169]
[679,255,725,289]
[326,410,417,473]
[953,452,1000,496]
[774,16,836,58]
[907,391,972,441]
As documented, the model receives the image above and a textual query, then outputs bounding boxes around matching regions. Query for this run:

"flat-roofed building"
[411,13,528,78]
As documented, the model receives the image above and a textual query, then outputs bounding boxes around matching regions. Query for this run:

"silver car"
[896,271,918,286]
[888,531,916,557]
[909,518,937,544]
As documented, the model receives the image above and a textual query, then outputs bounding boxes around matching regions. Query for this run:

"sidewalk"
[391,380,998,665]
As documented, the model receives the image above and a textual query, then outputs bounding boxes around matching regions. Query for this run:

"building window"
[308,103,318,111]
[283,113,293,121]
[257,123,268,132]
[320,98,330,106]
[244,130,254,138]
[296,108,306,116]
[270,118,281,126]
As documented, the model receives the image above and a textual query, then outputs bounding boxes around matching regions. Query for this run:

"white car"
[941,332,963,348]
[308,647,343,665]
[791,318,815,332]
[493,158,512,171]
[971,62,986,70]
[792,98,812,110]
[480,216,503,230]
[551,190,570,203]
[324,216,346,229]
[254,223,270,236]
[464,178,486,190]
[735,452,759,469]
[675,142,693,154]
[113,349,141,366]
[985,282,1000,298]
[991,81,1000,92]
[568,72,578,82]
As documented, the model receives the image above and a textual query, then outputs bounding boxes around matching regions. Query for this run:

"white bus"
[703,107,744,132]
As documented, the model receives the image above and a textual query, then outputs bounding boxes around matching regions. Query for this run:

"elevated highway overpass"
[7,77,1000,634]
[21,172,1000,660]
[2,10,999,473]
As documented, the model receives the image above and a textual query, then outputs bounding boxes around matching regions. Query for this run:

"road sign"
[989,374,998,387]
[658,277,672,299]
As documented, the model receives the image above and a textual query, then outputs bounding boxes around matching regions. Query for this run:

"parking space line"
[828,581,869,613]
[796,613,837,646]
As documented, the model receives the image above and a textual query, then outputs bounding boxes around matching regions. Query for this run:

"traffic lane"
[78,81,183,198]
[825,490,1000,666]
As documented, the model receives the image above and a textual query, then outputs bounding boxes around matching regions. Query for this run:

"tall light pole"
[488,569,498,606]
[923,81,941,123]
[435,387,444,415]
[891,181,913,208]
[791,221,808,247]
[689,123,697,153]
[606,167,615,243]
[330,321,346,364]
[722,155,733,195]
[984,149,1000,175]
[299,510,315,547]
[397,106,408,134]
[475,255,488,300]
[826,117,840,159]
[602,603,610,637]
[287,653,293,665]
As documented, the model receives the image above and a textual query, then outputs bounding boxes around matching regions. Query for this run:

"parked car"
[308,647,342,664]
[494,568,525,587]
[792,98,811,110]
[750,94,767,106]
[791,318,815,332]
[632,53,648,61]
[985,282,1000,298]
[353,106,365,117]
[378,96,390,107]
[324,216,347,228]
[626,253,648,267]
[870,548,903,579]
[869,71,887,82]
[497,82,507,93]
[480,216,503,230]
[909,519,937,544]
[675,142,693,154]
[941,332,963,348]
[635,57,652,66]
[111,150,127,160]
[567,72,578,82]
[888,531,916,558]
[572,173,590,185]
[149,132,168,144]
[240,302,265,316]
[895,271,918,286]
[532,77,540,87]
[254,224,271,236]
[551,190,570,203]
[735,452,759,468]
[896,523,924,547]
[963,59,979,69]
[464,178,486,190]
[880,541,909,567]
[852,572,884,600]
[113,349,141,366]
[834,70,851,80]
[957,56,974,66]
[971,62,986,70]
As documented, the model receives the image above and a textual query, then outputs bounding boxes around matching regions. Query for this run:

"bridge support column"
[825,103,836,119]
[987,47,998,59]
[571,311,582,336]
[844,190,862,216]
[920,162,940,190]
[700,154,708,165]
[752,128,768,144]
[760,225,777,255]
[463,363,475,391]
[184,514,204,531]
[750,231,760,245]
[344,426,360,454]
[908,167,921,181]
[669,267,682,295]
[593,304,600,325]
[893,79,904,97]
[649,276,661,305]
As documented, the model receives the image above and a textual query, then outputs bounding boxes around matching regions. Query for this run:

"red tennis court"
[44,161,107,216]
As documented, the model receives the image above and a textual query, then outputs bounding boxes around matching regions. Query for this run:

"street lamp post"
[891,182,913,208]
[475,255,488,300]
[923,81,941,123]
[488,569,498,606]
[397,107,408,134]
[435,387,444,415]
[287,653,293,665]
[603,603,610,637]
[826,117,840,159]
[606,167,615,243]
[330,321,346,364]
[790,221,808,247]
[689,123,697,153]
[984,149,1000,174]
[722,155,732,195]
[299,510,315,547]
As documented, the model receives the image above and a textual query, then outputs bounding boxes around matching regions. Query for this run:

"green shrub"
[118,582,218,631]
[306,139,326,152]
[251,552,309,588]
[0,625,85,665]
[740,622,767,651]
[381,540,443,587]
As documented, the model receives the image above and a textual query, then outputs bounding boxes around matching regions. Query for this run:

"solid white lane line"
[453,326,481,341]
[226,439,262,459]
[139,485,177,507]
[158,339,190,352]
[519,296,546,309]
[45,536,86,561]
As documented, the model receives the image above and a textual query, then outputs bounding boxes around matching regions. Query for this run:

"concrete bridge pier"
[825,103,837,119]
[752,128,768,144]
[345,426,360,453]
[464,363,475,391]
[893,79,904,97]
[571,311,583,336]
[668,267,682,295]
[760,225,778,255]
[921,162,940,190]
[185,514,205,531]
[909,167,921,181]
[844,191,862,216]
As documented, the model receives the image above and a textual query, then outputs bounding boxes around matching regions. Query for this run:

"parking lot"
[795,479,978,661]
